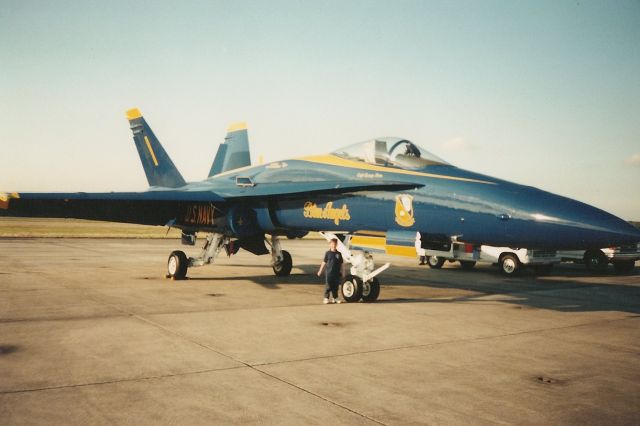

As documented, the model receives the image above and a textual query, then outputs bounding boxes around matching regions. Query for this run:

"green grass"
[0,218,182,238]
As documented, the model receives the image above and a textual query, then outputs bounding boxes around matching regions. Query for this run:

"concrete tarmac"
[0,238,639,425]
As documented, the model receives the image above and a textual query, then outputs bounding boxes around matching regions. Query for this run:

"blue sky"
[1,0,639,219]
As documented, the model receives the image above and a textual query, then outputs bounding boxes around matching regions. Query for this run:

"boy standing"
[317,238,344,304]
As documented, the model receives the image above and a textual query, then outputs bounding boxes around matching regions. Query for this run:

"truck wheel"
[459,260,476,271]
[427,256,445,269]
[584,249,607,273]
[500,253,520,276]
[613,261,635,274]
[341,275,363,303]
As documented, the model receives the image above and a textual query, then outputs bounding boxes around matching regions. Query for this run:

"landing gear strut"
[166,233,295,280]
[320,232,390,303]
[268,235,292,276]
[166,233,226,280]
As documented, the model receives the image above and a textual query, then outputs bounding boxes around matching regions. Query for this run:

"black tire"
[341,275,363,303]
[532,264,553,276]
[500,253,521,276]
[361,277,380,302]
[584,249,608,273]
[459,260,476,271]
[273,250,293,276]
[613,261,635,274]
[427,256,445,269]
[167,250,188,280]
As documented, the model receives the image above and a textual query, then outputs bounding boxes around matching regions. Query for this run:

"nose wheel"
[361,277,380,302]
[340,275,381,303]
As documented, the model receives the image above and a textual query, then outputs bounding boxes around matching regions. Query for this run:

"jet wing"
[1,180,422,226]
[0,191,224,226]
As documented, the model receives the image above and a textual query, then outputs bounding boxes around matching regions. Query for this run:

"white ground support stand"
[319,231,390,302]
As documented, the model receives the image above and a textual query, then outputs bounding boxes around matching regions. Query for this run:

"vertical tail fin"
[208,122,251,177]
[126,108,186,188]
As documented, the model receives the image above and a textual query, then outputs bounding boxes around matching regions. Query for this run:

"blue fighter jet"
[2,108,639,302]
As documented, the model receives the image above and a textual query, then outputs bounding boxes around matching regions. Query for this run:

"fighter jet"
[2,108,639,302]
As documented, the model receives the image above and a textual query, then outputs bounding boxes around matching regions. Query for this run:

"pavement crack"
[129,314,386,425]
[0,365,246,395]
[251,365,387,425]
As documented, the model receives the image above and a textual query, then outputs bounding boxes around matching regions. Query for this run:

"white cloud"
[442,137,476,152]
[624,153,640,167]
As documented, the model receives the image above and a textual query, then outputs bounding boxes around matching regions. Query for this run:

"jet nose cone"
[512,187,640,249]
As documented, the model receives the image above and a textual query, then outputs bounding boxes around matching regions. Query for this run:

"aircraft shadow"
[187,262,640,314]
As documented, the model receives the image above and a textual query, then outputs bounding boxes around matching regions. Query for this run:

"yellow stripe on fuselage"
[351,235,386,249]
[298,155,495,185]
[385,244,418,257]
[144,136,159,167]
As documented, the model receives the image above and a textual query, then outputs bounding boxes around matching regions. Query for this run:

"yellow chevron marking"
[298,155,495,185]
[385,244,417,257]
[227,122,247,133]
[144,136,159,167]
[126,108,142,120]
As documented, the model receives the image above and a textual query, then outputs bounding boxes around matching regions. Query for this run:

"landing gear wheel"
[361,277,380,302]
[272,250,292,276]
[613,261,635,274]
[584,249,607,273]
[459,260,476,271]
[500,253,520,276]
[427,256,445,269]
[341,275,363,303]
[167,250,188,280]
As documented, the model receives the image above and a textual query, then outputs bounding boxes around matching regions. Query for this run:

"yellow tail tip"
[126,108,142,120]
[227,121,247,132]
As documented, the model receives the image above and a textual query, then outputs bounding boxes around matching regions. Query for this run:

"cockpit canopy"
[331,137,450,169]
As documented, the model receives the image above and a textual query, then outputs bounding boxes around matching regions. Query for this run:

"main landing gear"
[320,232,390,303]
[267,234,292,277]
[165,233,293,280]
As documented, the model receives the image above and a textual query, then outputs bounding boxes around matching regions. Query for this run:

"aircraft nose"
[505,186,640,249]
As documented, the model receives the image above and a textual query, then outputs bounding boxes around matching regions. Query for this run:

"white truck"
[558,244,640,274]
[417,237,560,276]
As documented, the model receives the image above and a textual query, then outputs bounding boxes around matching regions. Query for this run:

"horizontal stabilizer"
[127,108,187,188]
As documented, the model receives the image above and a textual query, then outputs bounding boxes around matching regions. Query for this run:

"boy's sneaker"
[332,298,341,304]
[323,298,330,304]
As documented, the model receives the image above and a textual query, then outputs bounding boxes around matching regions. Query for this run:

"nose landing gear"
[320,232,390,303]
